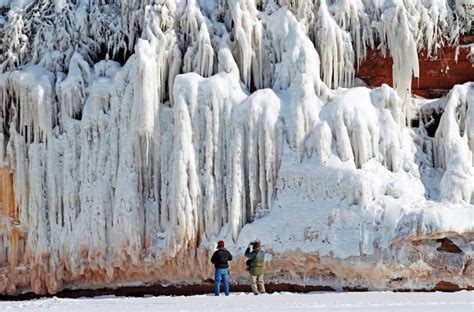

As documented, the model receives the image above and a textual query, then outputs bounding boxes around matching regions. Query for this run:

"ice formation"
[434,82,473,202]
[0,0,472,294]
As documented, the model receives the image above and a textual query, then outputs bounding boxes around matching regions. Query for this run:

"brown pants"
[250,274,265,294]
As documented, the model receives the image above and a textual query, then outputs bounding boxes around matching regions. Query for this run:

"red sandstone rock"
[356,38,473,98]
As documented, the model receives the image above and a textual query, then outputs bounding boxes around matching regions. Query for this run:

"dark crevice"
[424,89,449,99]
[111,47,134,67]
[436,238,463,253]
[424,110,442,137]
[90,44,133,67]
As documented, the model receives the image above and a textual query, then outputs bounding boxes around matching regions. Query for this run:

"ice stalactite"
[5,131,28,232]
[414,0,450,57]
[170,46,248,245]
[372,0,419,123]
[1,68,57,293]
[283,68,324,160]
[266,7,329,98]
[434,82,473,202]
[279,0,360,89]
[168,93,200,255]
[332,0,374,68]
[133,39,159,137]
[195,23,214,78]
[314,1,355,89]
[317,85,404,171]
[56,52,92,120]
[10,65,55,143]
[178,0,215,79]
[370,84,404,172]
[323,88,376,169]
[141,5,180,106]
[26,143,51,293]
[228,0,264,90]
[230,89,283,239]
[168,43,287,243]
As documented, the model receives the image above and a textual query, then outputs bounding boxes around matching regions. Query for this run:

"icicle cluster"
[1,0,471,96]
[317,85,403,171]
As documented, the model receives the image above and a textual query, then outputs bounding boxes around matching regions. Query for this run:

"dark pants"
[214,268,229,296]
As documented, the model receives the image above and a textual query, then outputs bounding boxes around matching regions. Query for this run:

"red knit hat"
[217,240,224,248]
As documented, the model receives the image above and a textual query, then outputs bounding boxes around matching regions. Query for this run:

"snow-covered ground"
[0,291,472,312]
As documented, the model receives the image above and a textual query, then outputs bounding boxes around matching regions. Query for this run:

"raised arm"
[245,247,255,259]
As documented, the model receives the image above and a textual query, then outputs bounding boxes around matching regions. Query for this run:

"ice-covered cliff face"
[0,0,472,294]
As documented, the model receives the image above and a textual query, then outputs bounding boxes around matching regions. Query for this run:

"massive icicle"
[434,82,473,202]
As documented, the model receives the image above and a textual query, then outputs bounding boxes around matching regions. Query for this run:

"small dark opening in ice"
[425,111,442,137]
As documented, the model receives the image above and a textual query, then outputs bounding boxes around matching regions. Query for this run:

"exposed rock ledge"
[0,233,472,296]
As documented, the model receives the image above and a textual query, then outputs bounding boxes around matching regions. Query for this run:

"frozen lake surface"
[0,291,472,312]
